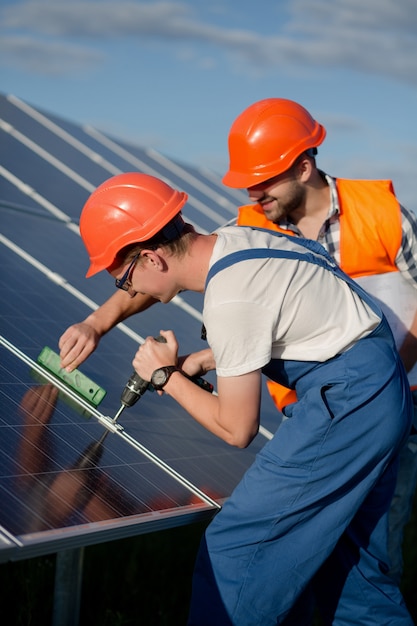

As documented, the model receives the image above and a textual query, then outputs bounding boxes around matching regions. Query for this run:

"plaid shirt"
[276,172,417,288]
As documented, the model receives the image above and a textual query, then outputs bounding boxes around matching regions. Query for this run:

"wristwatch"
[151,365,179,390]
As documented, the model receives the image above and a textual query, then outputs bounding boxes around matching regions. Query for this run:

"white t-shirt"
[204,227,381,377]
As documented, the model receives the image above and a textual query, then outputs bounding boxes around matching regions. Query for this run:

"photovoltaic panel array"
[0,93,280,562]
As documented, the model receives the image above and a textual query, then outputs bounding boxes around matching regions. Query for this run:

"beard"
[261,179,306,224]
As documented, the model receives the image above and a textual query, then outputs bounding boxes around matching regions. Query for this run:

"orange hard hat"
[80,172,188,277]
[222,98,326,188]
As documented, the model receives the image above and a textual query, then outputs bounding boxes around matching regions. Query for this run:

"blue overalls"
[188,232,413,626]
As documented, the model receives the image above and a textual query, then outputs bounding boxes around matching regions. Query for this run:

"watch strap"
[151,365,179,390]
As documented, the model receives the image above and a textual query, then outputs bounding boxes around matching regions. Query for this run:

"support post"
[52,547,85,626]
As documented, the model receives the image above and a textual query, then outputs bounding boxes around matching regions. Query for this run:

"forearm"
[60,291,158,370]
[85,291,158,335]
[163,371,242,445]
[163,369,261,448]
[132,331,261,447]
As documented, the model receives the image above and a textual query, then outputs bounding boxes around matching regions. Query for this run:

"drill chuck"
[113,335,214,423]
[121,370,150,408]
[120,335,166,409]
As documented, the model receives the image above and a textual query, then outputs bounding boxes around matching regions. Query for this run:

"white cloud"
[0,0,416,83]
[0,35,102,74]
[289,0,417,35]
[286,0,417,82]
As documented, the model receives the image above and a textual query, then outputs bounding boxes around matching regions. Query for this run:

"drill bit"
[112,404,126,423]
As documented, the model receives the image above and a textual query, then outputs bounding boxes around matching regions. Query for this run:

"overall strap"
[206,228,383,318]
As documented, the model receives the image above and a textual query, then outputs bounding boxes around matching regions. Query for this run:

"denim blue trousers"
[388,390,417,583]
[188,324,413,625]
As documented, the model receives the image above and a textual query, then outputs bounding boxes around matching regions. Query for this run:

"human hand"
[132,330,179,383]
[177,348,216,377]
[59,322,101,371]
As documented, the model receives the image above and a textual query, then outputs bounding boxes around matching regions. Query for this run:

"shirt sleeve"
[204,300,275,377]
[395,205,417,288]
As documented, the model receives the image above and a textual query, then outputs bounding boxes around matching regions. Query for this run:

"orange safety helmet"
[80,172,188,277]
[222,98,326,189]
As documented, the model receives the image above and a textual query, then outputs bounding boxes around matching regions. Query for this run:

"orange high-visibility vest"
[237,179,403,410]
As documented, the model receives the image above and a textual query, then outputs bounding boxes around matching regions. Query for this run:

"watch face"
[151,366,177,390]
[152,368,168,388]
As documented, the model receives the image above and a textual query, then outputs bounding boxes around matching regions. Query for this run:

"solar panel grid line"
[106,453,208,512]
[7,92,248,215]
[0,118,97,193]
[82,125,226,226]
[0,246,270,450]
[0,525,23,548]
[6,94,121,175]
[144,146,236,214]
[0,225,207,362]
[4,95,230,229]
[0,481,215,562]
[0,382,221,557]
[258,424,273,440]
[4,409,212,516]
[0,208,203,323]
[7,94,237,219]
[0,335,111,423]
[0,237,116,342]
[1,228,275,443]
[171,294,203,322]
[194,164,248,205]
[0,236,274,444]
[118,430,221,509]
[0,336,222,510]
[2,99,212,240]
[24,435,155,518]
[0,98,240,250]
[1,324,268,500]
[2,431,59,480]
[0,165,73,226]
[0,198,69,225]
[0,343,111,442]
[23,421,218,512]
[1,476,72,534]
[0,93,283,564]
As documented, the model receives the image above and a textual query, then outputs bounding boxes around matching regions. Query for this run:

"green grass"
[1,496,416,625]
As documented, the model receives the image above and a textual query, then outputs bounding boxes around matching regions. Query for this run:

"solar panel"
[0,92,280,565]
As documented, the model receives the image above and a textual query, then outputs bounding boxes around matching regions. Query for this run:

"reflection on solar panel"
[0,92,280,566]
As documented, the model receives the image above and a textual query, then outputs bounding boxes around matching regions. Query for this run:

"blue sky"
[1,0,417,211]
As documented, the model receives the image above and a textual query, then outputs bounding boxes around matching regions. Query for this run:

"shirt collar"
[324,172,340,218]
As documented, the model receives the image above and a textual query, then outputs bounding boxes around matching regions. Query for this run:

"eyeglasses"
[115,254,139,291]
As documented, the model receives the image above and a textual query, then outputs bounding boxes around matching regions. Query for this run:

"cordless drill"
[112,336,213,423]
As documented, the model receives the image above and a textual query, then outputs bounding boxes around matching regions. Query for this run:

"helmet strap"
[146,213,186,248]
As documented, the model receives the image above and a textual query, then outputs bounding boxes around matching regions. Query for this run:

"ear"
[140,249,165,271]
[296,155,313,182]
